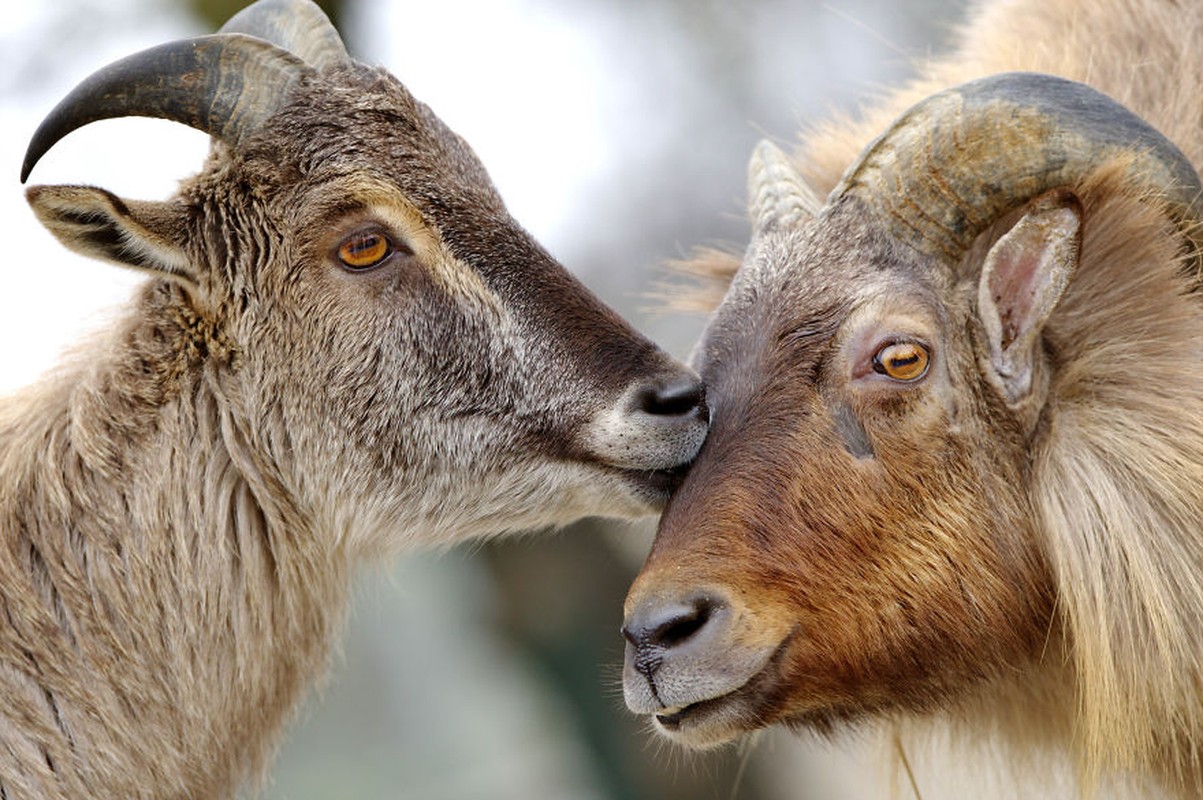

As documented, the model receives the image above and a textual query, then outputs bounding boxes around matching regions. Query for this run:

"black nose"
[632,374,708,421]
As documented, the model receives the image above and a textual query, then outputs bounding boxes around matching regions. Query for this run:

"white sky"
[0,0,622,394]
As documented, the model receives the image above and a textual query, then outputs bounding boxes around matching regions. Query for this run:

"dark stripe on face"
[429,193,662,387]
[832,401,874,459]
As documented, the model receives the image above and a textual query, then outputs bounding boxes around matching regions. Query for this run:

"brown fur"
[3,4,709,797]
[623,0,1203,796]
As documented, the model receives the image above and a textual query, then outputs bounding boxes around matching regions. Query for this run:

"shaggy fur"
[626,0,1203,796]
[807,4,1203,788]
[2,3,708,796]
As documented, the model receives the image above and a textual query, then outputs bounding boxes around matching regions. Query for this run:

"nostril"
[588,370,708,473]
[654,600,712,647]
[635,374,707,419]
[622,595,718,651]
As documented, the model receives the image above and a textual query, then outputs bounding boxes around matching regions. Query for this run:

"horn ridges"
[220,0,349,71]
[748,140,824,233]
[21,34,311,183]
[829,72,1203,262]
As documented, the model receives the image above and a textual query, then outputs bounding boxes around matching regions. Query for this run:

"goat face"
[623,198,1058,746]
[621,74,1203,747]
[21,0,708,550]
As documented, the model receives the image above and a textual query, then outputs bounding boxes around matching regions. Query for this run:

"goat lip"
[655,699,711,729]
[650,681,763,745]
[617,462,689,497]
[650,630,796,746]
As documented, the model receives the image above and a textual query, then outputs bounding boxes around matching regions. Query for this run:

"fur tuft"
[672,0,1203,794]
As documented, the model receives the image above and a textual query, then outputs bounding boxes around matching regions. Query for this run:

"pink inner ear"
[988,247,1044,352]
[977,192,1080,403]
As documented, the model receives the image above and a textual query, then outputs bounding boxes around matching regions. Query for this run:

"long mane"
[1033,167,1203,790]
[677,0,1203,793]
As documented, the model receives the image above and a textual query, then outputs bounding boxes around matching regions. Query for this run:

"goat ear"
[976,189,1081,403]
[25,185,196,285]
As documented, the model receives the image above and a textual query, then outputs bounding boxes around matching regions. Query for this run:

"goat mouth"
[655,695,730,730]
[650,632,794,747]
[617,462,690,498]
[650,672,772,747]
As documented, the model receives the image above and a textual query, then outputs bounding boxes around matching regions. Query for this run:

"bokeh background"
[1,1,966,797]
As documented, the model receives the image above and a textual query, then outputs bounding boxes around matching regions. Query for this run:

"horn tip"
[20,141,46,184]
[748,139,785,172]
[752,139,786,157]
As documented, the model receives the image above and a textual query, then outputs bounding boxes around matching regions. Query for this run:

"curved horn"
[748,140,823,233]
[828,72,1203,262]
[220,0,349,70]
[21,34,311,183]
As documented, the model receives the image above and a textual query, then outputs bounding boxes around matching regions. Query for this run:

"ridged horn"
[21,34,311,183]
[748,140,823,233]
[220,0,349,71]
[828,72,1203,263]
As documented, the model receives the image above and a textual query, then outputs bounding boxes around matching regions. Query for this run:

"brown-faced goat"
[621,0,1203,796]
[3,0,709,796]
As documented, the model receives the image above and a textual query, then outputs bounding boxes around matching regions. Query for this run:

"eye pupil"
[872,342,930,381]
[338,232,392,270]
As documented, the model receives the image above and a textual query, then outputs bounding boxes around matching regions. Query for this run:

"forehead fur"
[235,64,503,215]
[706,209,951,373]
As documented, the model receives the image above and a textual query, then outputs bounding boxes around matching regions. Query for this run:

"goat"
[3,0,709,796]
[619,0,1203,796]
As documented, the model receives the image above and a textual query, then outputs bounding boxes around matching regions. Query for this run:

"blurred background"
[1,0,966,797]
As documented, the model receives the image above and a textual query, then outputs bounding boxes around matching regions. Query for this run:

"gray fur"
[4,1,708,796]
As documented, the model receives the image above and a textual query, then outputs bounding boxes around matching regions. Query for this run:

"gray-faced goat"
[3,1,708,796]
[621,0,1203,796]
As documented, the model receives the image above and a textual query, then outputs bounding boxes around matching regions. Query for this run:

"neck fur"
[0,281,351,798]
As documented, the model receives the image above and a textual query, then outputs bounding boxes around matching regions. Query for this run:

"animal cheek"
[726,599,803,654]
[713,580,800,648]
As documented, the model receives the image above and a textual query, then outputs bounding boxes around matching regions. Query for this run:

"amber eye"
[872,341,930,381]
[337,231,392,270]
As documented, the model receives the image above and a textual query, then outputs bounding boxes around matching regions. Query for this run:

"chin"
[650,696,759,750]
